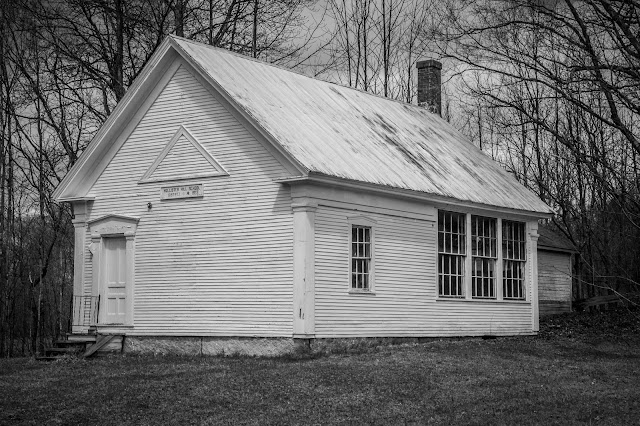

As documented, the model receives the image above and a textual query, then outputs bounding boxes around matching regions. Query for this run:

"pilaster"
[496,218,503,300]
[292,199,317,338]
[528,222,540,332]
[70,200,89,333]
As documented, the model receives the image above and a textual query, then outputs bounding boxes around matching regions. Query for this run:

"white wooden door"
[103,237,127,324]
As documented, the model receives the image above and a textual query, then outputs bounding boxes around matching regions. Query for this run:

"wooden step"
[55,340,89,346]
[45,347,82,355]
[65,334,97,343]
[36,334,123,360]
[35,356,60,361]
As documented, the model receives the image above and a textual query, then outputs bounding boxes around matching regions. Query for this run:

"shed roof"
[172,37,550,214]
[538,227,577,253]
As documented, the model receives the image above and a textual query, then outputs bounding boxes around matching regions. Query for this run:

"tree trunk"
[252,0,258,58]
[175,0,184,37]
[114,0,125,101]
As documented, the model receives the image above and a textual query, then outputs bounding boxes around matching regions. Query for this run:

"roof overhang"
[52,40,178,201]
[54,35,553,219]
[275,172,553,220]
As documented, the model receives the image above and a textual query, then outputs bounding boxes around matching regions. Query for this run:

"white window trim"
[437,210,467,298]
[470,214,498,300]
[502,219,528,300]
[348,215,376,294]
[436,210,530,303]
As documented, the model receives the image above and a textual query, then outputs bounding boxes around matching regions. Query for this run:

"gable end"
[139,125,228,184]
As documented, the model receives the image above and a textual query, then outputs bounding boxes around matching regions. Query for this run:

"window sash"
[502,220,526,299]
[438,211,466,297]
[437,211,528,301]
[503,259,525,299]
[472,257,496,298]
[503,220,526,261]
[471,215,497,298]
[471,215,497,258]
[438,253,465,297]
[438,211,466,255]
[351,225,371,290]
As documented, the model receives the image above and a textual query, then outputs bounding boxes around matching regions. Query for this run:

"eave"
[52,41,178,201]
[275,172,554,220]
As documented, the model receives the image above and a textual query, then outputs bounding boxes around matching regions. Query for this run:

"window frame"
[470,215,498,299]
[437,210,466,298]
[348,216,376,294]
[502,220,527,300]
[436,210,529,303]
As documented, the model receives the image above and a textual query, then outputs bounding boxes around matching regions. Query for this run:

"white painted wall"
[314,203,535,337]
[81,62,294,336]
[74,56,542,339]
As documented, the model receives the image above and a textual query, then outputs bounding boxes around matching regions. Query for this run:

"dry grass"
[1,310,639,425]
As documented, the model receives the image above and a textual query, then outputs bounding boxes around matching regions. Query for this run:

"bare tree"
[438,0,640,298]
[0,0,328,356]
[326,0,439,102]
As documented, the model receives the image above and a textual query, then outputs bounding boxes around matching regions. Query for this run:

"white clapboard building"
[54,36,552,355]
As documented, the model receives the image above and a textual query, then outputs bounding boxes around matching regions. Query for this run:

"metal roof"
[173,37,551,214]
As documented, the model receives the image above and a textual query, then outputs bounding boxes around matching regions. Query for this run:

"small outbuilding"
[537,227,575,316]
[54,36,552,355]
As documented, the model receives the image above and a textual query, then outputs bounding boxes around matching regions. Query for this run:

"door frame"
[87,214,139,326]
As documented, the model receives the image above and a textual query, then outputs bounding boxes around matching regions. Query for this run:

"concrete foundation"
[123,336,300,357]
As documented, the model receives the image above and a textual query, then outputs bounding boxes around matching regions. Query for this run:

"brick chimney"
[416,59,442,116]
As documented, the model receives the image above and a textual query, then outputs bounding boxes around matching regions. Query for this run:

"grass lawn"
[1,310,639,425]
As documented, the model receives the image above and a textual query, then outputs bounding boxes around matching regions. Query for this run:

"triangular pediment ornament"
[139,125,227,183]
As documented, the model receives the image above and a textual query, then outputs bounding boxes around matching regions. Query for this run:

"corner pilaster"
[528,222,540,332]
[292,199,317,338]
[70,200,89,333]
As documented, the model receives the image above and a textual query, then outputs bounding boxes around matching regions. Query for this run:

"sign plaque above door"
[160,184,204,200]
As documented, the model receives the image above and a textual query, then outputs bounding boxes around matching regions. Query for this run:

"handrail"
[72,295,100,327]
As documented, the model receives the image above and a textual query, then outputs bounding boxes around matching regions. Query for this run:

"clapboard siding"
[149,135,216,180]
[83,63,294,336]
[538,250,572,315]
[314,205,534,337]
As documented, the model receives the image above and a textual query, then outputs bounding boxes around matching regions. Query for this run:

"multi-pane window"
[351,226,371,290]
[438,211,466,297]
[437,210,528,301]
[503,220,526,299]
[471,216,497,298]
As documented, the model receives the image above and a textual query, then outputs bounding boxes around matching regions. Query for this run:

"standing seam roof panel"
[174,38,551,214]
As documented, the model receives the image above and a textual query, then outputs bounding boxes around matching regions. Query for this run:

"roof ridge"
[169,35,433,114]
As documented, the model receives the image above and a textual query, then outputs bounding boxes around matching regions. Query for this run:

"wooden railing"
[72,295,99,327]
[574,294,628,311]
